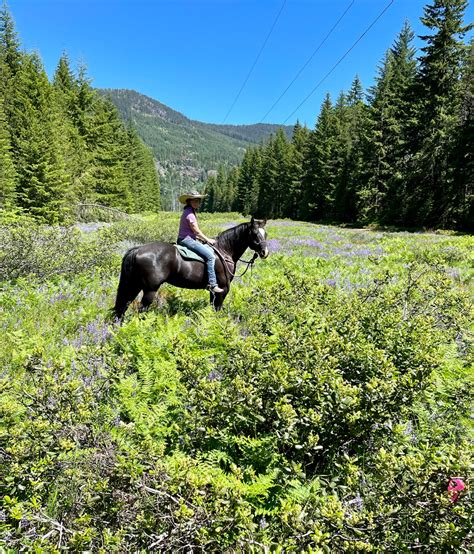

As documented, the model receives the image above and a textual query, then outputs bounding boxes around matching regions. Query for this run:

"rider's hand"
[207,238,216,246]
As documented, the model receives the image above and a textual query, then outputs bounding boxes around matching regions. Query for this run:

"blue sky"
[6,0,474,126]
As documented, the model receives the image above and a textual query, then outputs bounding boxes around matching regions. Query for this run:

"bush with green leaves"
[0,214,472,551]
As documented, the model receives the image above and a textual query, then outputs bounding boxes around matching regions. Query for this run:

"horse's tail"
[112,246,141,321]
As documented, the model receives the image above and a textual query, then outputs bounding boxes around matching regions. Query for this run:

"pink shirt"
[178,206,198,240]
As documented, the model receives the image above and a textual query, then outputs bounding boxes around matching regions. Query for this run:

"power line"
[283,0,395,125]
[222,0,287,124]
[260,0,355,123]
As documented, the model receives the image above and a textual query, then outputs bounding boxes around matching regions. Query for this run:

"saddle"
[175,244,235,277]
[175,244,205,263]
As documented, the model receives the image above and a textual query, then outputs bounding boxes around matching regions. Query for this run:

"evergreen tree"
[0,95,16,207]
[257,129,291,218]
[257,136,278,218]
[140,139,161,211]
[287,121,310,220]
[202,174,217,212]
[331,91,351,221]
[300,95,336,221]
[0,1,21,80]
[344,76,367,222]
[451,38,473,229]
[227,165,240,211]
[84,96,132,209]
[408,0,472,226]
[236,147,260,215]
[75,62,96,139]
[9,53,69,222]
[125,125,160,212]
[359,52,395,222]
[214,165,227,212]
[53,52,78,121]
[361,23,417,223]
[0,1,22,153]
[53,53,87,207]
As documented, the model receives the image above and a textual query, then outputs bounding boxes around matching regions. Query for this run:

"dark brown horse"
[113,218,268,319]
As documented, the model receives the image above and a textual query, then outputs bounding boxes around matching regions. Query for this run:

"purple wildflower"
[207,369,222,382]
[346,493,363,512]
[267,239,281,253]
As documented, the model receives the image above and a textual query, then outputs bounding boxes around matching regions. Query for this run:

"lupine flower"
[207,369,222,382]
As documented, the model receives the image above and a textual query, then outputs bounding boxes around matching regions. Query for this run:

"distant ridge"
[99,88,292,145]
[98,89,293,210]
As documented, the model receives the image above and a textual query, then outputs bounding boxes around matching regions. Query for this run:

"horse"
[113,217,268,319]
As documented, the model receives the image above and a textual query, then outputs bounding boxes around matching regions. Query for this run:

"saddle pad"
[175,244,205,262]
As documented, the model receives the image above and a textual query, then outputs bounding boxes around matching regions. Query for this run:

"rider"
[177,191,224,294]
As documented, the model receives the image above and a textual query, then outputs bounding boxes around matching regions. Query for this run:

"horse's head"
[249,217,269,259]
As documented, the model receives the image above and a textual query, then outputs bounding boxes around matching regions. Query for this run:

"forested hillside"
[202,4,473,231]
[0,6,160,223]
[99,88,292,210]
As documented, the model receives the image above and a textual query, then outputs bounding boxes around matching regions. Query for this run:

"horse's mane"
[216,222,250,252]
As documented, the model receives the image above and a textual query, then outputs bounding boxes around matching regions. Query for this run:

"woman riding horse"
[176,191,224,294]
[113,206,268,319]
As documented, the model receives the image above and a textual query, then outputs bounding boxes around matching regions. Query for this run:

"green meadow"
[1,213,472,552]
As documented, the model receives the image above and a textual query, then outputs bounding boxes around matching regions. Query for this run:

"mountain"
[97,89,293,210]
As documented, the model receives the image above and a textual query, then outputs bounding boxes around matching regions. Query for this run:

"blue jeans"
[178,237,218,287]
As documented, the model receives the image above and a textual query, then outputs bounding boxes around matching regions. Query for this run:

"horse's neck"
[231,239,250,262]
[217,225,250,263]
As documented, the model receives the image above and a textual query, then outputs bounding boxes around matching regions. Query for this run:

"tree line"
[0,3,160,223]
[202,0,473,231]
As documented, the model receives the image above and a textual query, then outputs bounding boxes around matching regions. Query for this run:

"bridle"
[210,226,266,283]
[210,246,258,281]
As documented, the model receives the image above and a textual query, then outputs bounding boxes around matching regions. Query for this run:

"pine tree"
[214,165,227,212]
[286,121,310,219]
[361,23,417,223]
[53,53,87,208]
[125,125,160,212]
[227,166,239,211]
[409,0,472,227]
[75,62,96,139]
[53,52,78,121]
[0,1,22,162]
[0,1,21,80]
[236,147,260,215]
[451,38,473,229]
[300,95,336,221]
[203,174,217,212]
[9,53,70,222]
[0,95,16,207]
[359,52,394,222]
[141,139,161,211]
[331,91,351,221]
[84,96,132,209]
[257,136,278,218]
[344,76,367,222]
[257,129,291,219]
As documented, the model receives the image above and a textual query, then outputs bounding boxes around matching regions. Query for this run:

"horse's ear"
[250,216,266,227]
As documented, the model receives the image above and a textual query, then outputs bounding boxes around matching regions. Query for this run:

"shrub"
[1,217,471,551]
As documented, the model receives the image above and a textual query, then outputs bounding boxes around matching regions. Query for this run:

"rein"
[210,245,258,282]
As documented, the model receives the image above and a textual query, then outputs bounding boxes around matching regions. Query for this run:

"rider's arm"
[189,221,215,245]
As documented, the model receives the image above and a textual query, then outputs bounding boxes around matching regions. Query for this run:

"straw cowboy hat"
[178,190,207,204]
